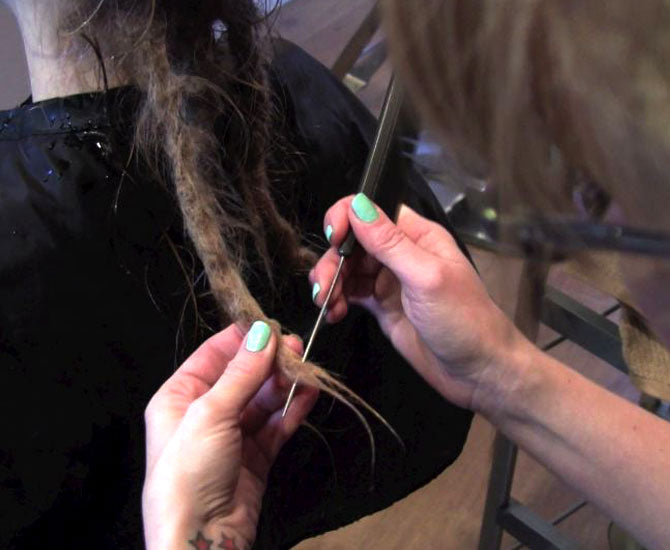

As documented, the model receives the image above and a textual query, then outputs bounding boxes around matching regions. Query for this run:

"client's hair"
[56,0,378,417]
[381,0,670,230]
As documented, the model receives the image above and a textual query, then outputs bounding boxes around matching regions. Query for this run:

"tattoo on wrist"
[217,532,240,550]
[188,529,244,550]
[188,531,213,550]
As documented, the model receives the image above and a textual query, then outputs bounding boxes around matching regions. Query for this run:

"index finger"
[322,196,354,248]
[240,335,305,432]
[326,196,442,286]
[144,324,246,472]
[326,196,459,262]
[151,324,245,405]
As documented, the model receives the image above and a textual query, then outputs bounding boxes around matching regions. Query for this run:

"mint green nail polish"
[325,225,333,243]
[351,193,379,223]
[246,321,271,352]
[312,282,321,303]
[482,207,498,222]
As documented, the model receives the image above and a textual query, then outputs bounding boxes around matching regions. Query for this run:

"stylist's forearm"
[474,339,670,549]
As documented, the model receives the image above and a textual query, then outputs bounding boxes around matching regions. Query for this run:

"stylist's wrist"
[469,326,538,418]
[145,512,251,550]
[143,470,255,550]
[184,519,252,550]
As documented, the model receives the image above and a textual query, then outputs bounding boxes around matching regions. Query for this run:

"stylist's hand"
[142,322,318,550]
[311,194,523,411]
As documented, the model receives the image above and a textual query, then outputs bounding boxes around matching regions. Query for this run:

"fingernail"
[482,207,498,222]
[246,321,271,352]
[351,193,379,223]
[312,282,321,303]
[325,225,333,243]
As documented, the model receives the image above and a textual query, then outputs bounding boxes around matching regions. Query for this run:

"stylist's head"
[382,0,670,344]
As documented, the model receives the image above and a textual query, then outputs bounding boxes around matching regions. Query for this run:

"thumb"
[348,193,436,285]
[205,321,277,420]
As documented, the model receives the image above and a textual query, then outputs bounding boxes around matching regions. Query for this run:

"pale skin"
[143,325,318,550]
[310,196,670,549]
[6,0,670,547]
[3,0,125,102]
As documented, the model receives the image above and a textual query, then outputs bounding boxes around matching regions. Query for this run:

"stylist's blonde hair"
[382,0,670,229]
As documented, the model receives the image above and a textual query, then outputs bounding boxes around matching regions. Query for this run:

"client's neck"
[9,0,126,102]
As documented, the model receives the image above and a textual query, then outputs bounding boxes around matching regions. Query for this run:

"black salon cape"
[0,40,472,549]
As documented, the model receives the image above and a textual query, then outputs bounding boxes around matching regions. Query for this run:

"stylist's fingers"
[253,382,319,460]
[310,249,378,322]
[345,194,440,287]
[394,204,463,263]
[324,195,461,260]
[144,324,246,472]
[240,335,305,432]
[323,195,457,285]
[309,248,350,322]
[243,333,319,461]
[309,248,345,306]
[152,324,244,403]
[322,196,352,248]
[198,321,278,422]
[282,334,304,365]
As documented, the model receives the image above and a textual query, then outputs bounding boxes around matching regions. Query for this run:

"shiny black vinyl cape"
[0,40,472,549]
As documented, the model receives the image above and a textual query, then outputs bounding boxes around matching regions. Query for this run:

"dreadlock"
[57,0,395,440]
